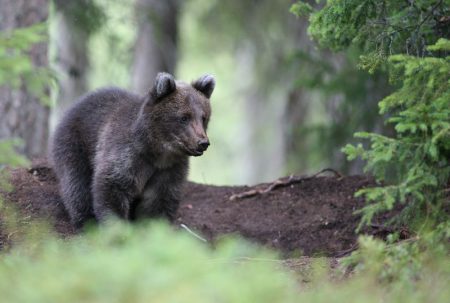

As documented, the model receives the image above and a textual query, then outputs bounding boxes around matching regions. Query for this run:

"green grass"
[0,220,448,303]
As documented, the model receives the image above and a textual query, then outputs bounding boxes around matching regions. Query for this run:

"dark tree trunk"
[0,0,50,158]
[131,0,179,94]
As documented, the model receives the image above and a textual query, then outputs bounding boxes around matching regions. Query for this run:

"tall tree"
[0,0,50,158]
[193,0,305,183]
[131,0,179,94]
[51,0,105,128]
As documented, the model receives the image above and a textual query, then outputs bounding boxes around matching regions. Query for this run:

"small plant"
[343,221,450,282]
[0,22,53,104]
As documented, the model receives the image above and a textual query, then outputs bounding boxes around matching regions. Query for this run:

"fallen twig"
[229,168,343,201]
[180,223,207,242]
[334,244,358,258]
[370,224,396,232]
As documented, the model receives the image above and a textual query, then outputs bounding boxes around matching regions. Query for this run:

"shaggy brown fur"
[50,72,215,228]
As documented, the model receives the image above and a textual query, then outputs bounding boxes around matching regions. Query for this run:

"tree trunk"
[131,0,179,94]
[50,1,90,130]
[282,13,316,174]
[236,43,286,184]
[0,0,50,158]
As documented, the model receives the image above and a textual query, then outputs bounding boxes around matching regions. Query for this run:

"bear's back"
[51,87,142,168]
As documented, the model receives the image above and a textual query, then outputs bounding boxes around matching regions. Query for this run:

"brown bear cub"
[50,72,215,229]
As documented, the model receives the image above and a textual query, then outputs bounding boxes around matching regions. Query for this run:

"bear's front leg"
[162,195,180,222]
[92,170,136,222]
[133,177,182,222]
[155,188,181,222]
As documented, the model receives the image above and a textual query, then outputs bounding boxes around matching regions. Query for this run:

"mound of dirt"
[179,175,382,256]
[1,160,395,256]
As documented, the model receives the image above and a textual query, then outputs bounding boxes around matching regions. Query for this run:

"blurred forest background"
[0,1,449,301]
[2,0,393,185]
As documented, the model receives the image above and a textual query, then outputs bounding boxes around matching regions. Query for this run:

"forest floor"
[0,159,402,278]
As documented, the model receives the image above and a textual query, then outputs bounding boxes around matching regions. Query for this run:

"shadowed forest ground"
[1,159,401,260]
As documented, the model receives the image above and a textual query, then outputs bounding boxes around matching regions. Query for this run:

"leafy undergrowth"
[0,221,448,303]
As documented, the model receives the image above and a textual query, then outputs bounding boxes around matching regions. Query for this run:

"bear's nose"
[197,139,210,152]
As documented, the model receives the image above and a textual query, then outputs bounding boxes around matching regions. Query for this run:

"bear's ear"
[192,74,215,99]
[151,72,176,101]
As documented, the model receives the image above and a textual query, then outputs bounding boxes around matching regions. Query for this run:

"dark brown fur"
[50,73,215,228]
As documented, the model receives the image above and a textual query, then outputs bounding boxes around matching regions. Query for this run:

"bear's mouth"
[173,138,204,157]
[184,148,203,157]
[179,144,203,157]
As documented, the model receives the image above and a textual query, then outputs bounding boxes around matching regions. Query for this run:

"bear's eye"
[179,115,190,123]
[202,116,207,125]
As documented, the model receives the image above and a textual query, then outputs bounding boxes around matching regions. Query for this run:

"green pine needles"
[293,0,450,230]
[344,41,450,229]
[292,0,449,281]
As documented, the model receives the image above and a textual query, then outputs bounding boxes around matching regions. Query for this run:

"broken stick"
[229,168,343,201]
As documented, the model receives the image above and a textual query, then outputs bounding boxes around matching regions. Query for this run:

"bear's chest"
[140,169,173,196]
[130,169,176,218]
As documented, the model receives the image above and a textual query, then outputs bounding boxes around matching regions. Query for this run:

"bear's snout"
[197,139,210,153]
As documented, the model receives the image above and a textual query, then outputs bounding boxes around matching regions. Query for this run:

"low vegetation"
[0,221,448,302]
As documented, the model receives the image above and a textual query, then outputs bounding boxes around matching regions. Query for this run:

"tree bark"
[0,0,50,158]
[50,1,90,130]
[131,0,179,94]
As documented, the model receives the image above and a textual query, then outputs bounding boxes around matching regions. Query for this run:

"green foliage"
[0,139,30,246]
[343,41,450,229]
[294,0,450,229]
[305,0,449,65]
[0,221,449,302]
[290,2,313,17]
[0,22,48,193]
[427,37,450,51]
[0,221,298,302]
[0,139,31,250]
[0,23,53,105]
[0,23,48,249]
[55,0,106,35]
[294,0,450,283]
[0,139,29,168]
[344,221,450,283]
[0,138,28,189]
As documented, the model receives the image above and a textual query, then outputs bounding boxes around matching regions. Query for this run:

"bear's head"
[141,72,215,158]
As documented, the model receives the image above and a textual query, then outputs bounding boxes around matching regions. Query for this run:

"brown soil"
[0,159,397,256]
